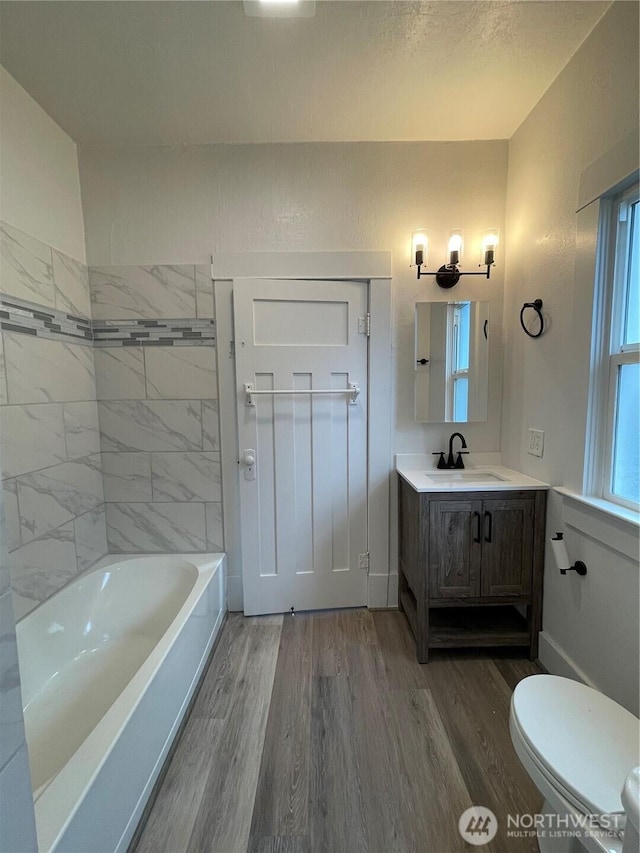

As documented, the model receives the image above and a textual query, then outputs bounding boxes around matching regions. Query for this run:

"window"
[596,182,639,510]
[446,301,470,422]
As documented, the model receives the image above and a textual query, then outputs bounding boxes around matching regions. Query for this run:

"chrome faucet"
[432,432,469,469]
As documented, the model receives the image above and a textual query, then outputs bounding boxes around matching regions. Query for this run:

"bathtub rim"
[15,551,203,629]
[27,551,225,853]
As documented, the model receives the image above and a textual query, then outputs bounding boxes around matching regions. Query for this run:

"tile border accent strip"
[0,294,215,347]
[93,319,215,347]
[1,294,92,345]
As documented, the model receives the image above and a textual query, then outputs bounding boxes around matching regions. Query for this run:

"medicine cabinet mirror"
[415,300,490,423]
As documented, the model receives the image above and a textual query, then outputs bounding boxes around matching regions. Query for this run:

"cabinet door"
[481,498,534,597]
[429,499,482,598]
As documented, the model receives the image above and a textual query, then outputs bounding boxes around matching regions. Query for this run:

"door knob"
[243,449,256,481]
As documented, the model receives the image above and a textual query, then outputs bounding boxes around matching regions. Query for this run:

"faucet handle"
[432,451,447,469]
[454,451,469,469]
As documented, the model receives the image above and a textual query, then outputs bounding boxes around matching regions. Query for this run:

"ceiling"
[0,1,610,146]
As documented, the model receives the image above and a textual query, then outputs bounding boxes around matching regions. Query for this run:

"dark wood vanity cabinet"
[398,476,546,663]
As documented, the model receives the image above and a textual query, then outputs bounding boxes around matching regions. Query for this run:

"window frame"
[588,181,640,511]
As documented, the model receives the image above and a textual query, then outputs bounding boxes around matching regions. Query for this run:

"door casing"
[212,252,392,611]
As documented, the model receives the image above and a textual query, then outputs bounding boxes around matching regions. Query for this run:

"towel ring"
[520,299,544,338]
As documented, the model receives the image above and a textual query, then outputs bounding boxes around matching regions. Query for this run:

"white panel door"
[234,278,369,616]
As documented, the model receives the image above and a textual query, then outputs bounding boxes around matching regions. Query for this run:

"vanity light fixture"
[411,228,499,288]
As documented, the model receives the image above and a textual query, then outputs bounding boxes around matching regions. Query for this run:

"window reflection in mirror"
[415,300,490,423]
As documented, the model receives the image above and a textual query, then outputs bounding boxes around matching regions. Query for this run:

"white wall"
[79,140,508,456]
[0,66,86,263]
[502,1,639,713]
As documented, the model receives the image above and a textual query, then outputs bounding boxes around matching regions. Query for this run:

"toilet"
[510,674,640,853]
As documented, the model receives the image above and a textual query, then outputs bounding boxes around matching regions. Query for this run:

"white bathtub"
[16,552,226,853]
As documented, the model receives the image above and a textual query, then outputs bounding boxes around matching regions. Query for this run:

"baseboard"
[228,572,397,611]
[227,575,243,612]
[386,573,398,608]
[368,573,392,608]
[537,631,597,689]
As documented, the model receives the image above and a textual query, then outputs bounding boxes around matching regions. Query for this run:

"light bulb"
[447,231,464,266]
[481,229,499,266]
[411,230,428,268]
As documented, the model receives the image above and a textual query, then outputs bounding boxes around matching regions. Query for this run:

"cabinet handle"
[473,511,482,544]
[484,510,493,543]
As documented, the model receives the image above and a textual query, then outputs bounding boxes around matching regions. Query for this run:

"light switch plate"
[528,428,544,457]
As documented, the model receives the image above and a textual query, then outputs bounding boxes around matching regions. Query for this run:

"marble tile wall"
[89,263,215,322]
[0,537,38,851]
[0,232,224,613]
[89,262,223,555]
[0,222,107,619]
[90,265,197,320]
[1,222,91,318]
[95,343,223,554]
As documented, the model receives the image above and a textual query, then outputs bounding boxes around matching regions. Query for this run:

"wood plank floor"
[135,609,542,853]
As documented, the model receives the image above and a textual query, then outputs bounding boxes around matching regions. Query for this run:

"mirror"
[415,300,490,423]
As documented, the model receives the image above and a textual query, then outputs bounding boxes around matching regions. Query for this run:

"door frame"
[212,252,392,611]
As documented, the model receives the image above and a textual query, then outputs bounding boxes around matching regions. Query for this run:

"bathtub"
[16,552,226,853]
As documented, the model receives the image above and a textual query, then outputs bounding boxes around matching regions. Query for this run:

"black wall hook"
[520,299,544,338]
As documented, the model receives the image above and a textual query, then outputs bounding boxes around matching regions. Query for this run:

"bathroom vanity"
[397,461,549,663]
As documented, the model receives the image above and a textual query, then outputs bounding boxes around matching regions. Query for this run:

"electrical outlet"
[527,428,544,457]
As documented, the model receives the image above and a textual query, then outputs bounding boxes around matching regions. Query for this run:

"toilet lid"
[511,675,640,816]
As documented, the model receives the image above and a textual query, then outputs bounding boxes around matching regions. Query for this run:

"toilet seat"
[511,675,640,817]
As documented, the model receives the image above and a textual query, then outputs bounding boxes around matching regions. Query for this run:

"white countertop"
[396,454,549,493]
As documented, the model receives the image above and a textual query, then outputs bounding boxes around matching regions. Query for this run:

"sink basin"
[426,471,507,482]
